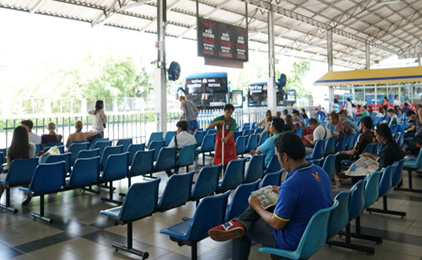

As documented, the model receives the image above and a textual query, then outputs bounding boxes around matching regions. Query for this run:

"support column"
[365,43,370,69]
[267,6,277,113]
[418,54,421,66]
[327,29,334,111]
[155,0,167,132]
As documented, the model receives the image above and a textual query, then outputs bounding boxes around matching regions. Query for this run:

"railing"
[0,106,319,148]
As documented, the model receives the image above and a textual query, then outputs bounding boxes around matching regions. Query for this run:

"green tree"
[285,60,311,98]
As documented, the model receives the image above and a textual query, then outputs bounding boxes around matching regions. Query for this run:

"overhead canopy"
[314,66,422,86]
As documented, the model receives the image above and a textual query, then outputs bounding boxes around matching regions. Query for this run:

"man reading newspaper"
[208,132,333,260]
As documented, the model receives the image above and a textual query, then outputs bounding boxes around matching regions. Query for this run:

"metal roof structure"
[1,0,422,69]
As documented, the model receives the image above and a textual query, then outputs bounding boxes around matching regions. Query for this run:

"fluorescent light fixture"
[377,0,400,5]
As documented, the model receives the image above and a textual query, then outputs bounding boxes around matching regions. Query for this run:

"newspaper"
[251,185,279,209]
[345,156,379,177]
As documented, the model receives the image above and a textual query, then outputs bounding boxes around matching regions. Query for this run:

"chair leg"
[191,242,197,260]
[397,169,422,193]
[349,216,383,244]
[366,196,406,218]
[0,187,18,214]
[112,221,149,259]
[31,195,53,224]
[101,182,122,205]
[327,223,375,255]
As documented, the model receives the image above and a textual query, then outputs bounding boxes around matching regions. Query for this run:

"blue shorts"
[188,120,199,131]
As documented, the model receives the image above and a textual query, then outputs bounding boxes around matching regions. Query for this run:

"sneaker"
[21,195,32,206]
[208,220,245,241]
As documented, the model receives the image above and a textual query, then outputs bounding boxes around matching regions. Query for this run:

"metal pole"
[327,29,333,72]
[365,43,370,69]
[267,6,277,114]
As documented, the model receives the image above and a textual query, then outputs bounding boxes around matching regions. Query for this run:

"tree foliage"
[285,60,311,98]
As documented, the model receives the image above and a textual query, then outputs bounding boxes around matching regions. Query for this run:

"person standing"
[344,98,353,119]
[88,100,107,137]
[208,104,237,166]
[393,95,401,107]
[383,96,390,107]
[179,96,199,133]
[332,98,340,113]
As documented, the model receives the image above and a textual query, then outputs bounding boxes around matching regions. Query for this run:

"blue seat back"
[258,132,270,146]
[68,142,90,165]
[176,144,196,167]
[327,189,354,237]
[0,149,6,163]
[45,153,72,174]
[187,191,230,241]
[379,165,394,198]
[349,179,366,220]
[264,155,281,174]
[44,145,65,154]
[335,135,347,152]
[90,138,109,149]
[198,134,216,152]
[364,170,381,208]
[194,130,205,146]
[130,150,154,176]
[206,129,217,135]
[158,171,194,211]
[254,128,264,134]
[35,144,42,154]
[307,139,325,159]
[154,147,177,171]
[225,179,260,221]
[219,159,246,191]
[100,145,123,169]
[120,179,160,221]
[4,158,38,187]
[233,131,242,142]
[260,169,284,188]
[29,161,66,195]
[127,143,145,165]
[324,136,337,154]
[395,132,404,148]
[77,148,100,159]
[68,157,100,187]
[148,132,163,147]
[362,142,377,154]
[322,153,338,179]
[149,140,165,160]
[94,140,112,158]
[164,131,177,146]
[116,138,132,152]
[190,165,221,201]
[242,129,254,136]
[392,159,405,187]
[345,134,355,151]
[244,154,265,183]
[44,142,64,151]
[294,128,304,138]
[235,136,248,155]
[246,134,259,152]
[101,153,129,182]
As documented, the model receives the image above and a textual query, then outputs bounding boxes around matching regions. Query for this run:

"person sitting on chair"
[66,121,100,148]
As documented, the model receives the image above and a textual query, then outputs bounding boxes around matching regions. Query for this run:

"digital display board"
[198,18,248,62]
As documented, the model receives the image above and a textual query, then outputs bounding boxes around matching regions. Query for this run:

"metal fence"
[1,106,319,148]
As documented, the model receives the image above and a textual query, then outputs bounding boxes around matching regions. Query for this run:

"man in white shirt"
[21,119,41,145]
[393,95,401,107]
[304,118,333,153]
[345,98,353,119]
[166,120,197,176]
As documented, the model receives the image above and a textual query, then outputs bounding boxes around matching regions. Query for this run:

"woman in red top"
[208,104,237,166]
[383,96,390,107]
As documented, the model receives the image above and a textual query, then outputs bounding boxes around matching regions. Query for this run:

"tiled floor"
[1,156,422,260]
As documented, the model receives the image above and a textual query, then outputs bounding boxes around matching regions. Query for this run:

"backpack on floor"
[407,134,422,156]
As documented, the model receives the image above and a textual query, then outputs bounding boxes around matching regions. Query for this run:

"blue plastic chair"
[194,130,205,147]
[345,134,355,151]
[196,134,216,165]
[149,140,165,161]
[246,134,259,152]
[258,132,270,146]
[0,158,38,214]
[294,128,304,138]
[152,146,177,173]
[164,131,177,146]
[116,138,132,152]
[402,148,422,192]
[160,191,230,260]
[45,153,72,175]
[258,201,338,259]
[324,136,337,155]
[264,155,281,175]
[176,144,196,172]
[66,157,100,188]
[100,179,160,259]
[147,132,163,147]
[100,145,123,170]
[235,135,248,157]
[259,169,284,188]
[127,143,145,165]
[322,153,338,179]
[335,135,347,152]
[395,132,404,148]
[44,145,65,154]
[233,131,242,142]
[254,128,264,134]
[157,171,194,212]
[67,142,90,165]
[217,158,247,192]
[21,161,66,223]
[77,148,100,159]
[43,142,64,151]
[190,165,221,205]
[93,140,112,159]
[90,138,109,149]
[244,154,265,183]
[327,189,354,238]
[127,150,154,187]
[243,129,254,136]
[225,179,260,221]
[99,152,129,204]
[207,128,217,135]
[305,139,325,160]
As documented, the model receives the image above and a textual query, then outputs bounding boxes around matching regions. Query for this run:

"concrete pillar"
[267,6,277,114]
[155,0,167,132]
[365,43,370,69]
